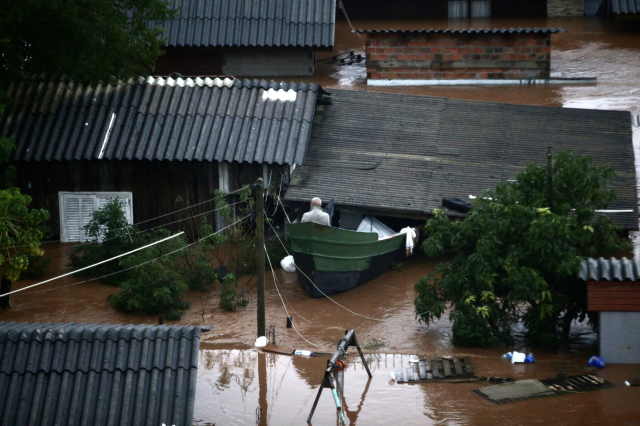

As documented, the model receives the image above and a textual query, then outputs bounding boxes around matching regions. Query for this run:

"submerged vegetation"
[415,151,630,348]
[69,183,277,320]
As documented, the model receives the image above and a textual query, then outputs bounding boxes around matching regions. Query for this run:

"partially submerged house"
[1,75,321,241]
[284,89,638,233]
[580,258,640,364]
[154,0,336,77]
[359,28,566,85]
[0,321,203,425]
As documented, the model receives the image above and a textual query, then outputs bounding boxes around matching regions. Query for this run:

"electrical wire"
[4,186,247,251]
[1,231,186,297]
[266,216,384,322]
[338,0,364,39]
[37,200,244,258]
[21,214,251,295]
[265,245,318,347]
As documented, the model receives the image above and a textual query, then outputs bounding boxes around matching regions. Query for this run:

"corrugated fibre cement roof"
[355,27,565,35]
[1,75,321,165]
[580,257,640,282]
[0,321,202,426]
[159,0,336,48]
[285,89,637,230]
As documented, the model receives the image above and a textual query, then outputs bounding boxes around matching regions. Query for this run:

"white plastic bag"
[511,351,526,363]
[280,255,296,272]
[255,336,268,348]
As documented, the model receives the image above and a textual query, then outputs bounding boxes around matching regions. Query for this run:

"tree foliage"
[415,151,630,348]
[69,198,140,285]
[107,229,190,320]
[0,0,177,85]
[0,138,49,285]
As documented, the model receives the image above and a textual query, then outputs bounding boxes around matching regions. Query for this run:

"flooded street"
[2,16,640,426]
[3,248,640,425]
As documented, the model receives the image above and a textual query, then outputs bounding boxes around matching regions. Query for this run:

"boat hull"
[287,223,405,298]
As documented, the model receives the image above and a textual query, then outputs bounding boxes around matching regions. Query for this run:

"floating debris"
[472,374,615,404]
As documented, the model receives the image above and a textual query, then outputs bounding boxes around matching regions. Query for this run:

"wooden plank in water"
[453,358,464,375]
[262,345,294,355]
[431,360,440,378]
[443,359,452,377]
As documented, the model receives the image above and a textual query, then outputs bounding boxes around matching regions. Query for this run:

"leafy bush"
[219,272,250,311]
[21,254,52,279]
[69,198,139,285]
[107,230,190,320]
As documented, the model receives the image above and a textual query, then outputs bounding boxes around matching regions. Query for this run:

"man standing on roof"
[301,197,331,226]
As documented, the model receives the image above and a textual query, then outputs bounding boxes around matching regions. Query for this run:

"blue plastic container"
[588,356,605,368]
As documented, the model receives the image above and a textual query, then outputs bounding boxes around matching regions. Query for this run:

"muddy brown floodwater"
[2,16,640,426]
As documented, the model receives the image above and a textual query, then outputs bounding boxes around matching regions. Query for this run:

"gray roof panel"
[159,0,335,48]
[0,322,201,426]
[2,75,321,165]
[579,257,640,281]
[611,0,640,13]
[355,27,565,35]
[285,89,637,230]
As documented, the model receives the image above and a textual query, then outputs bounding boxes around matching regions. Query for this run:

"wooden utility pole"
[255,178,266,338]
[547,147,554,212]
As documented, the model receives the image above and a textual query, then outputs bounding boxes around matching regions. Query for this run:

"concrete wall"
[548,0,584,16]
[223,51,314,77]
[365,32,552,81]
[599,312,640,364]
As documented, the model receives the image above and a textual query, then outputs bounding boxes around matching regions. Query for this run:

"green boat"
[286,222,406,298]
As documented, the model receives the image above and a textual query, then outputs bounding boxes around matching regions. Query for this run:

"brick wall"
[365,32,552,81]
[547,0,584,17]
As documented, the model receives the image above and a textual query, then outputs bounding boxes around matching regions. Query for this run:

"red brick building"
[358,28,564,84]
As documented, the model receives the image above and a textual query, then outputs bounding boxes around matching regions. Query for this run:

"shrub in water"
[107,230,190,320]
[69,198,139,285]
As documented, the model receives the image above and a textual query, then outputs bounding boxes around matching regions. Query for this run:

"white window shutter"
[59,192,133,242]
[59,194,97,242]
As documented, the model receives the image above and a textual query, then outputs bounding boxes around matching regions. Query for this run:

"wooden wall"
[14,160,278,237]
[154,47,317,77]
[338,0,547,19]
[588,281,640,312]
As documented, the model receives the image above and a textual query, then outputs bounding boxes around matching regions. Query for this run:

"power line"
[38,200,243,258]
[265,245,318,347]
[266,216,384,322]
[1,231,185,298]
[5,186,247,251]
[22,214,251,295]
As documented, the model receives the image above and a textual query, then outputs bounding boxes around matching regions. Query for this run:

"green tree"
[415,151,630,348]
[0,0,177,85]
[0,139,49,308]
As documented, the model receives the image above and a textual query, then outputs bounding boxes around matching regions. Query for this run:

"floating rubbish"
[295,350,313,357]
[502,352,512,360]
[624,379,639,386]
[511,351,526,363]
[391,356,474,383]
[525,353,535,363]
[280,255,296,272]
[255,336,268,347]
[588,356,606,368]
[472,373,615,404]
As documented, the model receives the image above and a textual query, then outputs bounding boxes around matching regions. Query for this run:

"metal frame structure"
[307,330,372,424]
